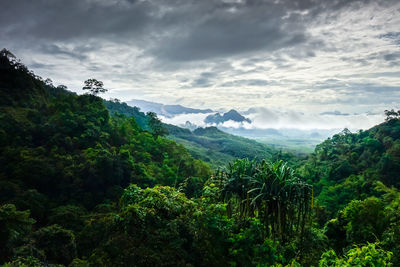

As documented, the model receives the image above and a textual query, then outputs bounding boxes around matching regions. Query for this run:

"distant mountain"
[205,109,251,124]
[127,99,213,118]
[103,100,298,168]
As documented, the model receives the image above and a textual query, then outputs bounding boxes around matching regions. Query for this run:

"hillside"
[0,50,210,210]
[296,120,400,222]
[167,124,284,167]
[301,121,400,214]
[104,99,299,168]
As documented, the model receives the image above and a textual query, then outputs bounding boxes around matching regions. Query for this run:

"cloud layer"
[160,107,385,131]
[1,0,400,128]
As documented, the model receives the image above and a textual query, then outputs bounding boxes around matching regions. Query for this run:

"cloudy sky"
[2,0,400,129]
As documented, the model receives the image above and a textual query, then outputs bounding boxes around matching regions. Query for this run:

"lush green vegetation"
[1,49,399,266]
[105,98,300,168]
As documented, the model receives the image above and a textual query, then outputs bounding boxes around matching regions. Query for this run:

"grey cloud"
[155,14,307,61]
[0,0,154,41]
[186,72,217,88]
[39,44,89,61]
[384,52,400,61]
[1,0,387,64]
[220,79,269,87]
[1,0,399,120]
[30,61,56,69]
[320,110,350,116]
[359,85,400,93]
[380,32,400,45]
[310,80,400,95]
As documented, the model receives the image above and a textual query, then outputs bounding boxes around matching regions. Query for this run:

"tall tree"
[82,79,107,96]
[147,111,168,137]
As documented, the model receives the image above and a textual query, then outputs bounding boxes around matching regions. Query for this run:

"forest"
[1,49,400,266]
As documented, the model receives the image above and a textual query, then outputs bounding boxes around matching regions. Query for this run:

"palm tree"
[221,159,313,242]
[221,159,256,218]
[249,160,312,241]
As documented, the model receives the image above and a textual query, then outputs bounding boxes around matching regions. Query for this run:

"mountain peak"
[205,109,251,124]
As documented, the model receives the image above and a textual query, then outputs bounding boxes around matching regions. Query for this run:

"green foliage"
[316,175,375,219]
[32,225,77,265]
[103,97,301,169]
[325,197,390,254]
[86,185,232,266]
[82,79,107,96]
[384,109,400,121]
[221,159,313,243]
[301,121,400,218]
[0,70,210,208]
[147,111,168,137]
[2,256,45,267]
[168,125,283,168]
[0,204,35,262]
[342,197,388,244]
[375,182,400,266]
[48,205,86,232]
[319,243,392,266]
[0,50,210,265]
[227,218,285,266]
[104,98,149,129]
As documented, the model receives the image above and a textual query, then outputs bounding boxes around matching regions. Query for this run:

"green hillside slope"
[300,121,400,218]
[104,99,300,168]
[0,51,210,209]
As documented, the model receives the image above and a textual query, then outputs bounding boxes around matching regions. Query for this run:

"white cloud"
[158,108,386,131]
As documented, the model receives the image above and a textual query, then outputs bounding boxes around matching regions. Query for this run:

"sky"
[1,0,400,129]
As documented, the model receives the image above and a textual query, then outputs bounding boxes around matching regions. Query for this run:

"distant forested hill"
[301,119,400,217]
[104,99,150,130]
[104,99,300,168]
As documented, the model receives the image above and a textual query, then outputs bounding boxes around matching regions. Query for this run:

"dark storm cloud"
[0,0,154,41]
[186,72,216,88]
[153,4,308,61]
[39,44,89,61]
[1,0,392,63]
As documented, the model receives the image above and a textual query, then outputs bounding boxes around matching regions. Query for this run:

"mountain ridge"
[105,99,300,168]
[127,99,213,118]
[205,109,251,124]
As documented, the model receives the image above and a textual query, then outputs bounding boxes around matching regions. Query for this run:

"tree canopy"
[82,78,107,95]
